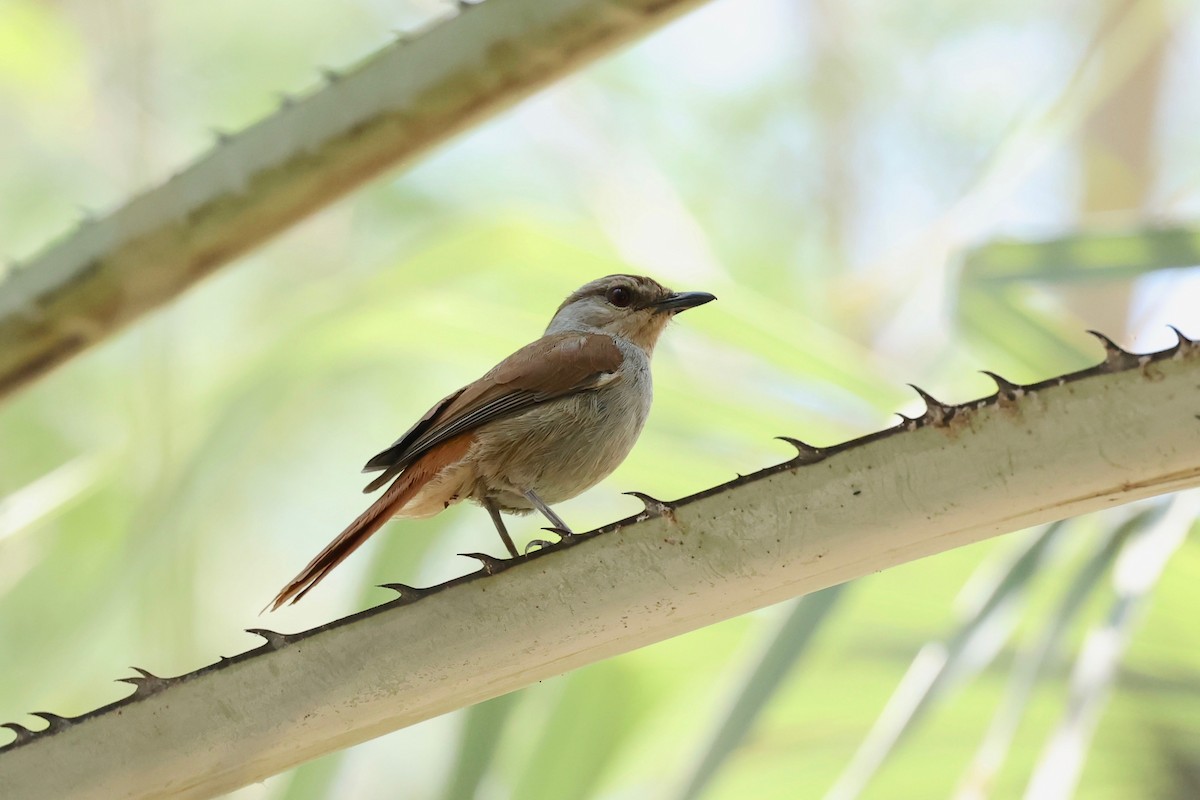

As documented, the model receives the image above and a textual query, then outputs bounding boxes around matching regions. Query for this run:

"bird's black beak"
[653,291,717,313]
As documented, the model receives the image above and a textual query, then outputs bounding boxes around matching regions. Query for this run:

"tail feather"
[267,433,475,611]
[266,475,420,611]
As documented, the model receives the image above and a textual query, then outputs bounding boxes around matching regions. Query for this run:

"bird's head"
[545,274,715,352]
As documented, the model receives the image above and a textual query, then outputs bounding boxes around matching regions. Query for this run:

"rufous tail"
[266,476,419,611]
[266,433,474,611]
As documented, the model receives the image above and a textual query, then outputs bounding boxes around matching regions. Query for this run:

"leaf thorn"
[1086,330,1138,370]
[907,384,955,426]
[624,491,674,519]
[458,552,507,575]
[245,628,289,649]
[378,583,425,601]
[775,436,827,464]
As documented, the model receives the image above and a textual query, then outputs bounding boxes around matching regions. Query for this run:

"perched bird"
[268,274,715,609]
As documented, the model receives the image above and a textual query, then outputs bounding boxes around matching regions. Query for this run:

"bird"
[267,274,715,610]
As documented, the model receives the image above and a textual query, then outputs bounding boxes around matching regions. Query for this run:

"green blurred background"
[2,0,1199,797]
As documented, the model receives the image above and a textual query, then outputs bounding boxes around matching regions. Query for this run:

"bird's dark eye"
[606,286,633,308]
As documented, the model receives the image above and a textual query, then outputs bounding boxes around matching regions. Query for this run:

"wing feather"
[362,387,465,473]
[360,333,622,492]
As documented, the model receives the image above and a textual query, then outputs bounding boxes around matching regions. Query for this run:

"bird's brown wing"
[361,387,466,473]
[360,332,623,492]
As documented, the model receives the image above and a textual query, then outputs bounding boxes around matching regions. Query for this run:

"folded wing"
[360,332,623,493]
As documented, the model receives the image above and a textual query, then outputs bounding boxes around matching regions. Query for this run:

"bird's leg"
[482,497,519,558]
[523,489,575,536]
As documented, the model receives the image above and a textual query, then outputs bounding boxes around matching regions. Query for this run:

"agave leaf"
[675,585,847,800]
[1023,493,1199,799]
[440,693,521,800]
[962,226,1200,284]
[823,522,1067,800]
[952,506,1158,800]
